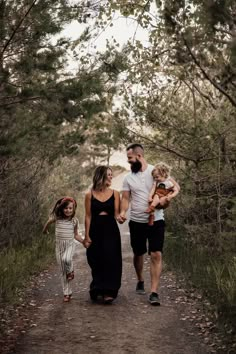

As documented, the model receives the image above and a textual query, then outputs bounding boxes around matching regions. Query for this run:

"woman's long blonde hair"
[92,165,112,191]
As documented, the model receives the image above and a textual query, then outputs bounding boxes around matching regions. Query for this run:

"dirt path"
[2,173,225,354]
[10,228,212,354]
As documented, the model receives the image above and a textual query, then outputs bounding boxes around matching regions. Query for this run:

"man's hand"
[166,194,173,202]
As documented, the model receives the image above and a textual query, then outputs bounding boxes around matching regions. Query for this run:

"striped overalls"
[55,218,77,296]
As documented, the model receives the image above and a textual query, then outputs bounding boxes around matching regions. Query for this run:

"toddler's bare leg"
[151,194,160,208]
[159,196,170,209]
[145,194,160,213]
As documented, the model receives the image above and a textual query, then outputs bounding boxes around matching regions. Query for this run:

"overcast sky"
[61,13,150,71]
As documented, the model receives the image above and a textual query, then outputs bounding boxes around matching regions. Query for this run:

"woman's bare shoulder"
[113,189,120,197]
[85,190,92,198]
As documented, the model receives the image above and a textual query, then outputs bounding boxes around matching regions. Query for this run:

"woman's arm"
[84,191,92,248]
[114,190,120,220]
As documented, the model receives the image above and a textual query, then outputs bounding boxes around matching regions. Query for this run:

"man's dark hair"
[126,143,144,152]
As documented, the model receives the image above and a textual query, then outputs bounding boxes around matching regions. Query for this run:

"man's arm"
[169,177,180,192]
[117,190,130,223]
[167,177,180,201]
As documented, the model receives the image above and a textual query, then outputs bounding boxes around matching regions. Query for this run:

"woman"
[84,166,122,304]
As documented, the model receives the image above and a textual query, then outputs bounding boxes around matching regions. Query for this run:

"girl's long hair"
[51,197,77,219]
[92,166,112,191]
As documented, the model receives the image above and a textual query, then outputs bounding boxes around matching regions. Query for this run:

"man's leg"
[133,254,144,282]
[134,254,146,294]
[129,220,147,294]
[148,220,165,305]
[150,251,162,293]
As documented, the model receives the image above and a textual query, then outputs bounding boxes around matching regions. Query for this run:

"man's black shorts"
[129,219,165,256]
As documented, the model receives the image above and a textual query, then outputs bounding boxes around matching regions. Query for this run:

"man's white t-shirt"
[122,164,164,223]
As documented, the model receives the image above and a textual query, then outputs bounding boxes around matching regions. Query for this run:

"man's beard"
[130,159,142,173]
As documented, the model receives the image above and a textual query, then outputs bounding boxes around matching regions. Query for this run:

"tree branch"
[183,37,236,107]
[125,126,199,163]
[0,96,43,107]
[183,80,217,110]
[1,0,38,56]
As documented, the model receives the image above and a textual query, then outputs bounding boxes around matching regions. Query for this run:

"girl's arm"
[74,219,83,243]
[42,216,55,234]
[167,177,180,201]
[84,191,92,248]
[114,190,120,220]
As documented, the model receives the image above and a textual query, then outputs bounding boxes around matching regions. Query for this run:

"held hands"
[75,233,83,244]
[83,237,92,249]
[116,212,127,224]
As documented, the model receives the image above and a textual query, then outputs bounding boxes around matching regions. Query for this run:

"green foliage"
[0,234,55,303]
[0,0,113,161]
[102,0,236,107]
[164,230,236,328]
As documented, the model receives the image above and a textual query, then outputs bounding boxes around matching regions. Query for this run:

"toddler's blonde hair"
[152,162,171,179]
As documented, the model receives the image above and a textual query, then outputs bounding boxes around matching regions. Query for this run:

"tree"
[0,0,115,248]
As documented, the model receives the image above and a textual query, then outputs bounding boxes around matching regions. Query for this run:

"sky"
[61,13,150,71]
[63,14,149,48]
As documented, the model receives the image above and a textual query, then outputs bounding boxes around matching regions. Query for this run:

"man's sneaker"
[136,281,146,295]
[149,292,160,306]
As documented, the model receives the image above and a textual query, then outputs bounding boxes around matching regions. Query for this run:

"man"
[117,143,180,305]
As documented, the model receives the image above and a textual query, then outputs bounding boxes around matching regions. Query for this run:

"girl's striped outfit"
[55,218,78,296]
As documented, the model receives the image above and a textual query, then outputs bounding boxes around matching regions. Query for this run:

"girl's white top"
[55,217,78,240]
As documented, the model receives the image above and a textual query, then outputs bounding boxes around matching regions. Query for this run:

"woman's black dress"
[87,192,122,300]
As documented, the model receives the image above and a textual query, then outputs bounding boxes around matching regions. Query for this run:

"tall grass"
[0,233,55,303]
[164,231,236,328]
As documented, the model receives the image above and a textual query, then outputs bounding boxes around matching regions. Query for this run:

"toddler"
[145,163,179,225]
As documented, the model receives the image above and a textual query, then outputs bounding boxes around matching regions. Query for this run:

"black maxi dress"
[87,191,122,300]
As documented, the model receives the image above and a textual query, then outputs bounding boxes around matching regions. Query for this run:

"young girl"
[145,162,180,225]
[43,197,83,302]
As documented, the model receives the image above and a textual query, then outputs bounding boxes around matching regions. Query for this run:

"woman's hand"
[83,238,92,248]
